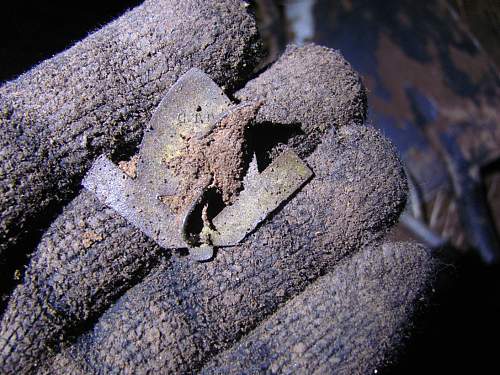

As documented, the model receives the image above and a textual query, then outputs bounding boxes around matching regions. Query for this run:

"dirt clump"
[163,102,261,214]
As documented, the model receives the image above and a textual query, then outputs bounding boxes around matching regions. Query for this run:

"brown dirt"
[163,102,261,214]
[0,44,427,375]
[0,0,261,304]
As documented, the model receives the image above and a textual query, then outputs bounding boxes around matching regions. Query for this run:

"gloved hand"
[0,0,261,293]
[0,1,437,374]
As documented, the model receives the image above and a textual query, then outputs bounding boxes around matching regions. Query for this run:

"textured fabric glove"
[0,0,260,287]
[0,1,437,374]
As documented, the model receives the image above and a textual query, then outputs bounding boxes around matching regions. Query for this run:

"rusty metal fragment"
[211,150,313,246]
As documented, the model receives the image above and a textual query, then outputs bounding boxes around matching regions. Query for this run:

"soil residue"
[162,102,261,214]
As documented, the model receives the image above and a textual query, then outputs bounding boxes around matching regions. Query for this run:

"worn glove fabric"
[201,241,435,375]
[0,2,438,374]
[36,119,419,375]
[0,0,261,288]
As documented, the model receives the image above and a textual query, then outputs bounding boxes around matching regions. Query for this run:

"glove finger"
[201,241,436,375]
[236,44,367,145]
[0,190,161,374]
[0,0,260,280]
[44,123,407,374]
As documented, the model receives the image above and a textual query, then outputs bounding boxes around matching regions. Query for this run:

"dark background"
[0,1,141,84]
[1,1,499,374]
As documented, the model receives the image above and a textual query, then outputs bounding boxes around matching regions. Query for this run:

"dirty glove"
[0,2,437,374]
[0,0,260,289]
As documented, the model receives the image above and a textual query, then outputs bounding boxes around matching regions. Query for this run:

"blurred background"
[1,0,499,373]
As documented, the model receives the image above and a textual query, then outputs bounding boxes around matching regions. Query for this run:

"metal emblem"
[83,69,312,260]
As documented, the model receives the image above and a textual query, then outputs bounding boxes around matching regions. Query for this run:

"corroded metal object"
[83,69,312,256]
